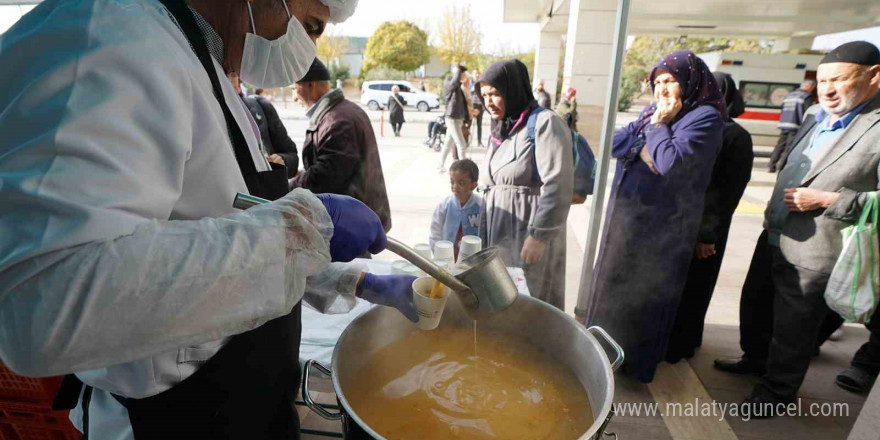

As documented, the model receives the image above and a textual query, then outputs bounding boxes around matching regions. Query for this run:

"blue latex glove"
[357,273,419,322]
[315,194,387,262]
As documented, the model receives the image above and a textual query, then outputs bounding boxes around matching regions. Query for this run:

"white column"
[562,0,619,144]
[772,35,815,53]
[533,30,564,107]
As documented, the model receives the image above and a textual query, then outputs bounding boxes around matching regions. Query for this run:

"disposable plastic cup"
[412,277,450,330]
[403,263,424,278]
[434,241,454,261]
[433,258,452,271]
[391,260,409,275]
[458,236,482,262]
[413,243,433,261]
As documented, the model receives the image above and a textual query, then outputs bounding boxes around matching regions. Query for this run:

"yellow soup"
[346,327,592,440]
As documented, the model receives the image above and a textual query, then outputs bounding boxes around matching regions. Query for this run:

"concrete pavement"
[276,99,768,325]
[272,97,869,439]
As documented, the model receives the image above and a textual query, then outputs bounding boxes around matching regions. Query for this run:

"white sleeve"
[0,18,333,376]
[302,262,365,315]
[429,199,447,249]
[0,191,332,377]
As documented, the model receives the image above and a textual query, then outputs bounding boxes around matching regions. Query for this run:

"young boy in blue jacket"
[429,159,483,260]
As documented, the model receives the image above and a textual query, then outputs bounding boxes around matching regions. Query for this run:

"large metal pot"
[302,293,624,440]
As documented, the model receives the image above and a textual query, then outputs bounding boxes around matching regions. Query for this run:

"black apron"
[54,2,302,438]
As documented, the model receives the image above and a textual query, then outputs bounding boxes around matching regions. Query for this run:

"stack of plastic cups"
[434,240,454,263]
[391,260,409,275]
[403,263,423,278]
[458,235,482,262]
[413,243,433,261]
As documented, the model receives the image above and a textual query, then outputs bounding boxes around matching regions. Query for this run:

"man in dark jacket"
[251,89,299,177]
[439,65,470,170]
[290,59,392,232]
[228,72,300,178]
[534,79,551,109]
[767,79,816,172]
[470,69,485,147]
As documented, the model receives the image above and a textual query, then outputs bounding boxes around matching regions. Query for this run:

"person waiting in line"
[471,72,485,148]
[228,72,300,178]
[291,59,392,232]
[767,79,816,172]
[253,87,301,177]
[430,159,483,260]
[387,85,406,137]
[555,87,579,131]
[534,78,552,109]
[665,71,754,363]
[714,41,880,416]
[458,75,475,157]
[476,59,573,311]
[585,50,725,384]
[438,65,470,172]
[836,318,880,394]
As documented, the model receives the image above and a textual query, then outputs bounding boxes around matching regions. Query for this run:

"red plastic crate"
[0,403,53,419]
[0,410,81,440]
[0,364,62,405]
[0,363,81,440]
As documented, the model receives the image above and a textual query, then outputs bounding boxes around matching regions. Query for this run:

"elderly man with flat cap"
[291,58,392,232]
[714,41,880,416]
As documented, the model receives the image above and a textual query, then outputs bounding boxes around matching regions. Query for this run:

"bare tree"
[317,25,350,65]
[436,5,482,67]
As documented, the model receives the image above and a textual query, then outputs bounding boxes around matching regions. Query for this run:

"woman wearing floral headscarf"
[585,50,725,383]
[476,59,573,309]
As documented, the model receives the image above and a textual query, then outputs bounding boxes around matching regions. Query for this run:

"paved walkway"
[269,98,870,439]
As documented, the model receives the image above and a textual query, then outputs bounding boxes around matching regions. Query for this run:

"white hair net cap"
[319,0,359,23]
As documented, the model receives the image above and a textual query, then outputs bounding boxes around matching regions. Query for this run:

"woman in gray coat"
[476,59,573,309]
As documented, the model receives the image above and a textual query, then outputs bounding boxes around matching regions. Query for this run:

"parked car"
[360,80,440,112]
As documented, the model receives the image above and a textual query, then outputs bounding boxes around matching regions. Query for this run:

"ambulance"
[697,51,823,146]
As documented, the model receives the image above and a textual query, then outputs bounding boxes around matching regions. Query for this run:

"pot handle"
[301,359,344,421]
[593,404,618,440]
[587,326,625,372]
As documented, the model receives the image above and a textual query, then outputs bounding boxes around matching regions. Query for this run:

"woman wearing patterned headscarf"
[585,50,725,383]
[666,71,754,363]
[475,59,573,309]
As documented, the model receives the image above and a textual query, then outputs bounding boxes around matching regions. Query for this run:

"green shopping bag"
[825,192,880,323]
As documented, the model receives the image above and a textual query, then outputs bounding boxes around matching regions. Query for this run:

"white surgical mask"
[240,1,316,88]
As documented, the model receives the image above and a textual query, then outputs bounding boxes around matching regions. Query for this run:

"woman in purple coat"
[585,51,725,383]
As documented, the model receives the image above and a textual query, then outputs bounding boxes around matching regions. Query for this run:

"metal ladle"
[233,194,519,319]
[386,238,518,319]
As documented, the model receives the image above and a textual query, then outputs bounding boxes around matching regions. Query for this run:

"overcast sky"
[0,1,541,54]
[324,0,539,53]
[1,3,879,55]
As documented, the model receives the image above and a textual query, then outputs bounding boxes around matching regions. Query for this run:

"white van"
[360,80,440,112]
